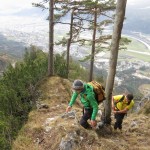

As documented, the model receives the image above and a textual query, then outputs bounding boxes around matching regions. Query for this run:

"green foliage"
[0,43,107,149]
[119,37,131,50]
[0,45,48,149]
[0,112,11,150]
[67,57,104,83]
[55,37,68,46]
[69,59,89,81]
[54,53,68,78]
[0,45,78,149]
[95,75,104,85]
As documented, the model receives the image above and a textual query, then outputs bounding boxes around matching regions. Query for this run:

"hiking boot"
[119,129,123,133]
[85,124,92,130]
[113,128,118,134]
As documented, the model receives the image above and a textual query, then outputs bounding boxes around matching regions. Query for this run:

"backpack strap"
[117,95,131,105]
[114,95,125,110]
[119,95,125,103]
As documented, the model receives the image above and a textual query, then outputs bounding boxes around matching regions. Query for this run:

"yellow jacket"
[113,95,134,111]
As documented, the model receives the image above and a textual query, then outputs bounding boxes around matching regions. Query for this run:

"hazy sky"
[0,0,41,15]
[0,0,149,15]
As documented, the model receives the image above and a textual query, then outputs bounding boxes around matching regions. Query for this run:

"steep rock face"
[12,77,150,150]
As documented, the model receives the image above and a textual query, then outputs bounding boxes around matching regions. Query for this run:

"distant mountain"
[0,0,150,60]
[12,7,48,19]
[13,1,150,34]
[1,1,149,34]
[124,0,150,34]
[0,33,25,58]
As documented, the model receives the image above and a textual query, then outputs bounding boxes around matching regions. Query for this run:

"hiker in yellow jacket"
[112,94,134,131]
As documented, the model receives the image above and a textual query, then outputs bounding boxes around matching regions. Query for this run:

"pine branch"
[101,12,114,19]
[73,15,93,23]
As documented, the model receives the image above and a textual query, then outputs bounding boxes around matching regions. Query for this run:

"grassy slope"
[119,51,150,62]
[119,37,150,62]
[12,77,150,150]
[126,38,148,52]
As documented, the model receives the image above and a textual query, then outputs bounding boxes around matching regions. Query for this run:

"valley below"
[0,15,150,101]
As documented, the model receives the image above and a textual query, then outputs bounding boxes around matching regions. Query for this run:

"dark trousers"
[80,108,93,129]
[114,113,126,130]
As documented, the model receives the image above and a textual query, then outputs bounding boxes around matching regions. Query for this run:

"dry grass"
[12,76,150,150]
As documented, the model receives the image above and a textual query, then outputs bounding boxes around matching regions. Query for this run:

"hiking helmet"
[72,79,84,90]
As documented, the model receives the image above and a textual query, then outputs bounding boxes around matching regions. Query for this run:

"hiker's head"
[72,79,84,93]
[126,94,134,103]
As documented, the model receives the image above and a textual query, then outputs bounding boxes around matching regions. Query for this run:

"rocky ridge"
[12,76,150,150]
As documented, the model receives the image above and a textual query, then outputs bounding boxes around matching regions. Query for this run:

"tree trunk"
[48,0,54,76]
[89,8,97,82]
[66,9,74,79]
[104,0,127,124]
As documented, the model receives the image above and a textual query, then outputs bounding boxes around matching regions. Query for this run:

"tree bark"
[66,9,74,79]
[89,8,97,82]
[104,0,127,124]
[48,0,54,76]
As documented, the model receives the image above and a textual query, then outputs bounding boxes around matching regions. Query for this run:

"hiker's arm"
[66,92,78,112]
[85,94,98,128]
[126,100,134,110]
[112,97,115,110]
[87,94,98,121]
[114,108,128,114]
[115,101,134,114]
[68,92,78,107]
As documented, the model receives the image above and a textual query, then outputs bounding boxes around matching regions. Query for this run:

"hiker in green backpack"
[112,94,134,131]
[66,79,98,129]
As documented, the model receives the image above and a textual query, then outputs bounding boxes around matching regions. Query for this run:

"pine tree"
[77,0,116,81]
[48,0,54,76]
[104,0,127,124]
[56,0,116,80]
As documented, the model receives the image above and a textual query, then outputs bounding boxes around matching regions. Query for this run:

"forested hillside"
[0,0,150,149]
[0,46,90,149]
[0,47,48,149]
